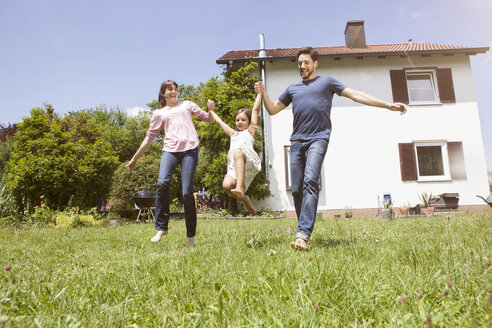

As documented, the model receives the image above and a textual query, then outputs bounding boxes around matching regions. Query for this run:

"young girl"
[208,93,262,214]
[127,80,214,247]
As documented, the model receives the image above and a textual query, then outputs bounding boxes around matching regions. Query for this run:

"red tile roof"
[216,43,489,63]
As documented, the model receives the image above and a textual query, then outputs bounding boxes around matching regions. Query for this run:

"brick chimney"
[344,20,367,48]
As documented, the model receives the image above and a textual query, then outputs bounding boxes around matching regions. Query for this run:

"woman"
[127,80,214,247]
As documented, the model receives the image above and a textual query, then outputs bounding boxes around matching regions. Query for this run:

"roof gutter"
[216,47,490,64]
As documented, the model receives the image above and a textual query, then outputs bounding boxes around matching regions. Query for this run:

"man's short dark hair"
[296,47,319,62]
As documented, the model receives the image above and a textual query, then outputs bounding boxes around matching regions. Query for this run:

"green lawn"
[0,213,491,327]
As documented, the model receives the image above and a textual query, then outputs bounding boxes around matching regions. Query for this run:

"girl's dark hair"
[234,108,252,125]
[158,80,178,108]
[296,47,319,62]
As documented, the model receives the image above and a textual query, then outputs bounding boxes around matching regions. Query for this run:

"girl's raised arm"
[248,93,262,137]
[209,108,235,137]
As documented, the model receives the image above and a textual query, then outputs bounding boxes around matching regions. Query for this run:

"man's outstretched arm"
[254,81,287,116]
[341,87,407,115]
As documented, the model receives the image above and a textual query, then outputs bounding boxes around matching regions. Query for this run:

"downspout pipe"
[258,33,270,178]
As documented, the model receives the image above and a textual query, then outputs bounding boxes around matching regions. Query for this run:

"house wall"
[255,54,490,211]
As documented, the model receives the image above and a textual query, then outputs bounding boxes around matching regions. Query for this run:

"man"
[255,47,407,250]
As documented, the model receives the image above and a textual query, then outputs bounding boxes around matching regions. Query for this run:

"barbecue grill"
[134,190,155,222]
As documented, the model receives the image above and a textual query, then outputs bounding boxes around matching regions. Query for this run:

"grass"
[0,213,491,327]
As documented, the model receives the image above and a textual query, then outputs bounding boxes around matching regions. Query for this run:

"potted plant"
[419,192,436,215]
[344,206,353,219]
[399,203,410,216]
[381,199,393,220]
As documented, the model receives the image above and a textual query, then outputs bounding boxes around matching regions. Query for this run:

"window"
[390,68,456,104]
[415,142,450,181]
[398,141,466,182]
[406,71,439,104]
[284,145,322,190]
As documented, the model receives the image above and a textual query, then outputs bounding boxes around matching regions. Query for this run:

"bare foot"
[290,238,307,250]
[187,237,195,248]
[231,188,245,200]
[242,195,257,214]
[151,230,168,243]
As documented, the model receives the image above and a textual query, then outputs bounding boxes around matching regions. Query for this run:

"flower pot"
[399,206,410,216]
[382,208,393,220]
[420,205,435,215]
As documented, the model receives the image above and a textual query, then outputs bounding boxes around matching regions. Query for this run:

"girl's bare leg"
[187,237,195,247]
[223,175,236,197]
[225,174,256,214]
[231,151,246,195]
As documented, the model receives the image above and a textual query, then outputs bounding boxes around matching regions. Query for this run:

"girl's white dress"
[226,129,261,191]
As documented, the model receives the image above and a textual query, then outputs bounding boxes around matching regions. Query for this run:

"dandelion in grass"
[269,250,276,256]
[251,231,255,238]
[243,260,248,267]
[3,265,11,271]
[243,270,248,275]
[247,239,254,247]
[416,290,423,300]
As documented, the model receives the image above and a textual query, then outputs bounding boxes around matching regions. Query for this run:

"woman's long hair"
[157,80,178,108]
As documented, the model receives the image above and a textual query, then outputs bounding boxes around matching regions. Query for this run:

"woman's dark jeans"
[154,147,198,237]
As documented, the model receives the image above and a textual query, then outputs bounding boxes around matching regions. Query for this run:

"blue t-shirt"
[278,75,346,141]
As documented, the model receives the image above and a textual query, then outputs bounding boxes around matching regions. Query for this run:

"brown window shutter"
[437,68,456,103]
[448,141,466,179]
[390,70,409,104]
[398,143,417,181]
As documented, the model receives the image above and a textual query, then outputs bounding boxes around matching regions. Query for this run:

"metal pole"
[258,34,270,178]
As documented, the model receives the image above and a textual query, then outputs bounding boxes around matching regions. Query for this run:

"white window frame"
[405,69,440,105]
[414,142,451,182]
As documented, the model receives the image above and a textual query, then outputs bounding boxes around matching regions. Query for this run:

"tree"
[81,106,155,163]
[5,105,119,211]
[0,123,17,174]
[183,62,270,209]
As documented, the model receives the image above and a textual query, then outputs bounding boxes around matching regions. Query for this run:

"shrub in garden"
[82,106,152,163]
[5,105,119,212]
[109,153,170,210]
[0,178,17,219]
[55,213,97,228]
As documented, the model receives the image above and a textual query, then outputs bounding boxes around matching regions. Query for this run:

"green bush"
[109,153,161,209]
[0,178,18,219]
[55,213,97,228]
[5,105,119,212]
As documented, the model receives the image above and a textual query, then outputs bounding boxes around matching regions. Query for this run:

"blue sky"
[1,0,491,169]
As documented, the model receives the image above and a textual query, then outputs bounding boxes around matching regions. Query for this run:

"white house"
[216,21,490,216]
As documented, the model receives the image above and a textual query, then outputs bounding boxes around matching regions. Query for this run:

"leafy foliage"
[80,106,155,163]
[5,105,119,211]
[0,123,16,173]
[182,62,270,204]
[109,154,165,210]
